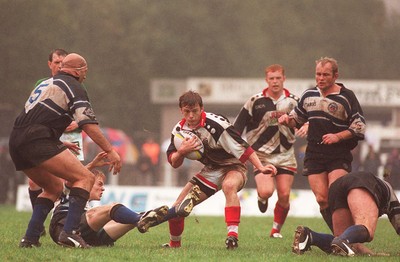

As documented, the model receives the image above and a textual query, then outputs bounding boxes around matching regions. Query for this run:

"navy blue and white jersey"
[291,83,365,153]
[167,111,254,167]
[13,72,98,139]
[234,88,299,155]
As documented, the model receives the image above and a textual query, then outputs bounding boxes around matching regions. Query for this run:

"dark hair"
[179,90,203,108]
[48,49,68,62]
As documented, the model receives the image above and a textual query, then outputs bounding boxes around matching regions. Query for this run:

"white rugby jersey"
[167,111,254,167]
[234,88,299,155]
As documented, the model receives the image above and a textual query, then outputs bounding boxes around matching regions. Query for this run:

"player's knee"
[315,195,328,208]
[80,170,96,187]
[222,180,240,194]
[258,190,273,200]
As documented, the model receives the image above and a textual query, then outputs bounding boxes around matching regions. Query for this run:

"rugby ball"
[173,130,204,160]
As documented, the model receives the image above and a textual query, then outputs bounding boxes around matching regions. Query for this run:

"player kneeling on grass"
[137,90,277,250]
[292,171,400,257]
[49,165,168,248]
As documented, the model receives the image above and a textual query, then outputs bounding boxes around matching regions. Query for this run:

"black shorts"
[49,212,115,247]
[9,125,67,170]
[303,150,352,176]
[328,171,384,213]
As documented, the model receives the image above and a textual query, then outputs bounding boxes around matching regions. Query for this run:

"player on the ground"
[50,154,168,247]
[292,171,400,257]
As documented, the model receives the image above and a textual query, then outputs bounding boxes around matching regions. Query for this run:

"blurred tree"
[1,0,399,139]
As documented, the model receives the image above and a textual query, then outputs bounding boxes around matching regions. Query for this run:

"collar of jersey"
[179,111,206,129]
[262,87,290,98]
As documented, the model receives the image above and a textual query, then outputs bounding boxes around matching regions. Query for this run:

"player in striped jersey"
[234,64,308,238]
[279,57,366,233]
[137,91,277,249]
[10,53,122,248]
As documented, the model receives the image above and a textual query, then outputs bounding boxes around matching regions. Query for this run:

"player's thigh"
[328,169,348,187]
[254,173,275,197]
[39,149,93,183]
[222,170,245,193]
[333,208,353,236]
[308,173,329,201]
[24,167,64,198]
[86,204,114,231]
[347,188,379,237]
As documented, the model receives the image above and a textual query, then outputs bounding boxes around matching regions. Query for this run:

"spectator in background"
[384,148,400,189]
[141,137,161,184]
[361,144,381,175]
[350,146,362,172]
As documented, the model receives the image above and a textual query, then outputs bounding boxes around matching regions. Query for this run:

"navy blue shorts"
[9,126,67,170]
[302,151,352,176]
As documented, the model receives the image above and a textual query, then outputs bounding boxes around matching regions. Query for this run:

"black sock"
[110,204,141,224]
[309,228,334,254]
[63,187,89,234]
[320,208,334,233]
[340,224,370,243]
[25,197,53,241]
[28,188,43,209]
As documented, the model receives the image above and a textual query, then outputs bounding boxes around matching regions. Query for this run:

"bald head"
[61,53,87,70]
[60,53,88,82]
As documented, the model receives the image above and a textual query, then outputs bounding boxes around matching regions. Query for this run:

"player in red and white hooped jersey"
[234,64,307,238]
[136,90,277,249]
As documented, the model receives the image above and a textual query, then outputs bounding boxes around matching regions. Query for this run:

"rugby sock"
[309,228,334,254]
[168,217,184,247]
[225,206,240,238]
[320,207,334,233]
[270,203,289,236]
[28,188,42,209]
[63,187,89,234]
[339,225,370,244]
[25,197,54,241]
[110,204,141,224]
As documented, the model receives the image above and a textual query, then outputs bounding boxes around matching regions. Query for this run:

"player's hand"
[278,114,293,126]
[65,121,79,132]
[90,151,111,168]
[178,136,201,156]
[295,122,308,138]
[260,164,277,176]
[63,141,81,155]
[107,149,122,175]
[321,133,341,144]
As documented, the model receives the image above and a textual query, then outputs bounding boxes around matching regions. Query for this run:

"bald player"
[9,53,122,248]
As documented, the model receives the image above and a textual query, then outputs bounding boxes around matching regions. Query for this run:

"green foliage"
[0,205,399,261]
[1,0,399,136]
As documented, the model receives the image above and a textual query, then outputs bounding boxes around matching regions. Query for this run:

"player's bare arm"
[81,123,121,174]
[247,151,277,176]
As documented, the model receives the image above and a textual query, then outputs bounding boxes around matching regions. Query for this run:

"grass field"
[0,205,398,261]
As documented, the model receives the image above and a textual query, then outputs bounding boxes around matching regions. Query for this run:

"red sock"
[270,203,289,235]
[168,216,184,247]
[225,206,240,238]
